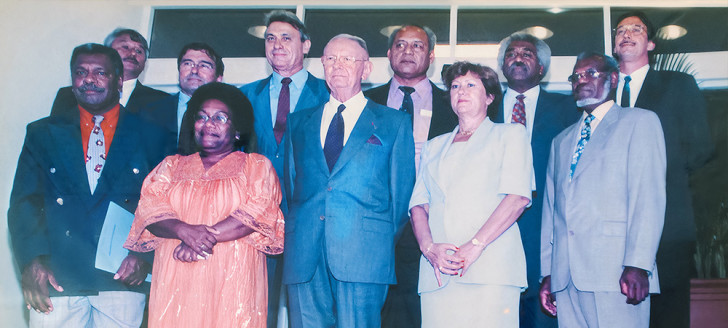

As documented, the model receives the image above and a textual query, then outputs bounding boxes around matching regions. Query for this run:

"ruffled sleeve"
[124,155,181,252]
[230,153,284,255]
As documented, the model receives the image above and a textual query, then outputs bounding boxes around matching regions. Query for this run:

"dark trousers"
[650,241,695,328]
[381,223,421,328]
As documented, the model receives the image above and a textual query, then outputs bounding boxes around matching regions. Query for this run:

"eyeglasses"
[567,68,607,84]
[322,55,366,66]
[614,24,647,37]
[195,112,229,125]
[180,60,214,72]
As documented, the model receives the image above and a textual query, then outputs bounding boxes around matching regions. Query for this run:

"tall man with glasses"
[51,28,169,116]
[240,10,329,327]
[142,43,224,151]
[283,34,414,328]
[539,52,665,328]
[612,12,713,328]
[364,24,457,328]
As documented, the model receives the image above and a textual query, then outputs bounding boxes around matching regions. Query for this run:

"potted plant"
[691,202,728,328]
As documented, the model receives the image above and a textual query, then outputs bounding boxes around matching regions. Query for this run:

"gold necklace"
[458,129,474,136]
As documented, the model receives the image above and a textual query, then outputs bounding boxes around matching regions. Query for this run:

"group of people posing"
[8,9,712,328]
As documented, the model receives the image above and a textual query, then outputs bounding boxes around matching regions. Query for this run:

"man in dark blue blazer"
[612,12,714,328]
[284,34,415,328]
[239,11,329,327]
[363,24,457,328]
[50,28,168,116]
[489,32,580,328]
[8,44,172,327]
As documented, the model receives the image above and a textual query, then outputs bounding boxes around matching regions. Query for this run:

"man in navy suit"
[364,24,457,328]
[612,12,714,328]
[50,28,168,116]
[142,43,224,151]
[8,44,171,327]
[240,10,328,327]
[284,34,415,328]
[490,32,580,328]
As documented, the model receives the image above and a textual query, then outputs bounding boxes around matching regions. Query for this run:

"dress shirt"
[269,70,308,126]
[79,104,120,156]
[617,64,649,108]
[573,100,614,149]
[387,78,433,171]
[320,92,367,147]
[176,92,192,137]
[502,86,540,141]
[120,79,138,108]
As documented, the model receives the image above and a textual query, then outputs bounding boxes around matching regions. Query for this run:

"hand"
[114,254,150,286]
[422,242,463,287]
[620,266,649,305]
[173,223,219,259]
[173,242,206,262]
[453,240,486,277]
[539,275,557,316]
[21,257,63,314]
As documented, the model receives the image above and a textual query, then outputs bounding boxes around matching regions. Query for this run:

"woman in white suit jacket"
[410,62,533,327]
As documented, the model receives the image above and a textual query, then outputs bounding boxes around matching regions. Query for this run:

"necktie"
[323,104,346,172]
[569,114,595,180]
[621,76,631,107]
[86,115,106,193]
[274,77,292,144]
[511,94,526,126]
[399,86,415,121]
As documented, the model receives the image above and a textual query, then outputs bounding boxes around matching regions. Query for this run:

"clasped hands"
[422,240,486,287]
[172,222,220,262]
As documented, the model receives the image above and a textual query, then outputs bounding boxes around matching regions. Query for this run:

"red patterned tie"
[511,94,526,126]
[274,77,292,144]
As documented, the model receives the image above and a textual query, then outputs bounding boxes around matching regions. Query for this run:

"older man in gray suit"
[539,52,665,327]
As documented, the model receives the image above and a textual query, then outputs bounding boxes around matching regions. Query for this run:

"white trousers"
[29,291,145,328]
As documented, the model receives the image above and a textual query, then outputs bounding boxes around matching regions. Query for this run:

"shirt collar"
[505,85,540,101]
[329,91,367,109]
[390,77,432,99]
[178,91,191,105]
[620,64,649,81]
[586,100,614,122]
[272,69,308,90]
[79,103,121,122]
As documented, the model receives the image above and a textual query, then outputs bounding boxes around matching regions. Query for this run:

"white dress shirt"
[120,78,138,108]
[617,64,649,108]
[502,86,540,141]
[320,91,367,147]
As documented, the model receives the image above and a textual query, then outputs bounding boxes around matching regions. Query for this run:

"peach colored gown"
[124,152,284,328]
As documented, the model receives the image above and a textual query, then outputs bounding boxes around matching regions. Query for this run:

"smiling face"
[387,26,434,84]
[322,37,372,102]
[449,71,493,119]
[194,98,236,156]
[502,40,543,91]
[71,53,122,115]
[265,21,311,77]
[613,16,655,66]
[178,49,223,96]
[110,33,146,81]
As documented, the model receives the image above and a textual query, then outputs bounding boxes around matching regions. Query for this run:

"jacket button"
[56,198,63,205]
[327,186,332,191]
[124,199,129,203]
[569,230,574,236]
[65,230,70,237]
[319,216,325,221]
[132,168,140,174]
[49,167,56,174]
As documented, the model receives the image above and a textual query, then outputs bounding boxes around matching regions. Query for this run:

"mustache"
[123,56,139,64]
[78,84,105,92]
[508,62,527,70]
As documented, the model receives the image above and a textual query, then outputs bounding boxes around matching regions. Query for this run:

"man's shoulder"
[363,81,391,105]
[240,75,272,96]
[135,82,170,99]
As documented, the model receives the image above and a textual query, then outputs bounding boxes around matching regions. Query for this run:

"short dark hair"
[177,42,225,77]
[497,32,552,76]
[613,11,655,41]
[178,82,257,155]
[265,10,310,42]
[443,61,502,116]
[387,25,437,52]
[70,43,124,78]
[576,51,619,74]
[104,28,150,58]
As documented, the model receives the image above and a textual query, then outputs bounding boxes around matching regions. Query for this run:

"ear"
[538,64,544,77]
[485,92,495,106]
[428,50,435,65]
[117,76,123,93]
[361,60,373,81]
[647,40,656,52]
[302,39,312,55]
[216,74,224,82]
[610,71,619,87]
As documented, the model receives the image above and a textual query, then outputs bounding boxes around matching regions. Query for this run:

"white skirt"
[420,282,520,328]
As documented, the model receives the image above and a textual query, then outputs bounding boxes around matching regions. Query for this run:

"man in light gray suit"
[539,52,666,327]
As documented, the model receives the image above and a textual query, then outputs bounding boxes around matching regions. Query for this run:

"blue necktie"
[570,114,595,180]
[621,76,631,107]
[399,86,415,121]
[323,104,346,172]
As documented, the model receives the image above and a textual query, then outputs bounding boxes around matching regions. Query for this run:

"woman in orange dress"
[124,82,284,327]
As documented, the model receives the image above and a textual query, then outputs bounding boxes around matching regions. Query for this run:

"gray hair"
[497,32,551,76]
[328,34,369,57]
[264,10,310,42]
[103,28,149,58]
[387,25,436,52]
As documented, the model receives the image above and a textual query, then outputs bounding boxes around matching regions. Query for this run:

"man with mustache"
[364,25,457,327]
[490,32,580,328]
[50,28,169,116]
[142,43,224,150]
[239,10,328,327]
[539,52,665,328]
[612,12,713,328]
[8,43,172,327]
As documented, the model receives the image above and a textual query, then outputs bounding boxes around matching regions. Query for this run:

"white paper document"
[95,201,152,282]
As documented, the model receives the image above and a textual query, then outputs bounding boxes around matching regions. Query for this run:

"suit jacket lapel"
[302,105,330,176]
[256,76,276,145]
[94,108,138,197]
[47,110,92,201]
[635,69,658,110]
[572,104,620,179]
[330,102,376,176]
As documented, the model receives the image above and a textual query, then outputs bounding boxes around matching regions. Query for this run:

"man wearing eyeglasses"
[491,32,580,328]
[363,24,457,328]
[141,43,224,151]
[613,12,713,328]
[239,10,329,328]
[539,52,665,328]
[283,34,415,328]
[50,28,169,116]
